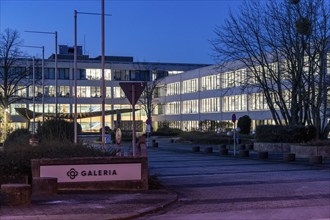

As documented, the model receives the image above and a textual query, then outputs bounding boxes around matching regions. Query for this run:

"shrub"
[179,131,231,144]
[153,122,182,136]
[4,128,31,150]
[237,115,251,134]
[37,119,82,142]
[256,125,316,143]
[153,127,182,136]
[0,140,117,179]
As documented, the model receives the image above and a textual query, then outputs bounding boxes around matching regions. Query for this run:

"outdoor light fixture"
[25,30,58,117]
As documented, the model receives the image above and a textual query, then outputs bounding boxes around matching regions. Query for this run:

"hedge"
[255,125,316,143]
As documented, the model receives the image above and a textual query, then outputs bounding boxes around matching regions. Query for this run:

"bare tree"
[135,62,165,131]
[211,0,330,139]
[0,29,38,139]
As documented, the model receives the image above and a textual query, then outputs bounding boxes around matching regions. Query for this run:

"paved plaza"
[140,137,330,219]
[0,137,329,220]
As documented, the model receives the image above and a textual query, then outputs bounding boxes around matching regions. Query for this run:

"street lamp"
[20,45,45,122]
[73,2,111,145]
[25,30,58,117]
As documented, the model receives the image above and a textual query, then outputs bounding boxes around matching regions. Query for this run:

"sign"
[40,163,142,183]
[232,114,236,123]
[115,128,122,145]
[119,82,147,105]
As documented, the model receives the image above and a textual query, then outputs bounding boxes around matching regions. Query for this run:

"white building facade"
[152,54,330,132]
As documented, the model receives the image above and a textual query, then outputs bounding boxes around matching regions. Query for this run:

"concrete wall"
[290,145,330,159]
[254,143,291,153]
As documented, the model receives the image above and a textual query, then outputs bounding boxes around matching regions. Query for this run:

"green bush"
[256,125,316,143]
[4,128,31,150]
[0,140,117,178]
[37,119,82,142]
[179,131,230,144]
[153,122,182,136]
[237,115,251,134]
[153,127,182,136]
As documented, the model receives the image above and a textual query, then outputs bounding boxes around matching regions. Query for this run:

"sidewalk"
[0,189,177,220]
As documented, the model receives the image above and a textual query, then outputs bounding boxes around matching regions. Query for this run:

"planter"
[204,147,213,154]
[258,151,268,160]
[283,153,295,162]
[309,155,322,164]
[152,142,158,148]
[239,144,246,150]
[290,145,330,159]
[220,148,228,155]
[219,144,227,150]
[239,150,249,157]
[1,184,31,206]
[247,144,254,151]
[254,143,290,153]
[192,146,200,152]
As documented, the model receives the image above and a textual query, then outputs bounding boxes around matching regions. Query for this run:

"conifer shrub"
[237,115,251,135]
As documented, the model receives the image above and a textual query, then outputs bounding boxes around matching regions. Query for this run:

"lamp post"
[32,56,35,134]
[73,4,111,145]
[25,30,58,117]
[20,45,45,122]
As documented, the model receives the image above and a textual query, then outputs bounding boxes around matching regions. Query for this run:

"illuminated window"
[10,103,26,115]
[201,75,220,91]
[201,98,220,113]
[182,100,198,114]
[166,102,180,115]
[59,86,70,97]
[222,95,247,112]
[166,82,180,96]
[113,87,126,98]
[222,69,246,88]
[182,78,198,94]
[86,69,111,80]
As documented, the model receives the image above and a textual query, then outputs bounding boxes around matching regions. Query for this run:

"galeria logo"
[67,168,79,180]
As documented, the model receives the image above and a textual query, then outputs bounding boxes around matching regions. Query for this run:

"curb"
[113,190,178,220]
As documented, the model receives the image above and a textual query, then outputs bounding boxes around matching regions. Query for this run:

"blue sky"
[0,0,243,64]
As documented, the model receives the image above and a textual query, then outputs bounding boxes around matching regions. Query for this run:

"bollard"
[258,151,268,160]
[283,153,295,162]
[239,144,246,150]
[239,149,249,157]
[152,142,158,148]
[204,147,213,153]
[192,146,200,152]
[309,155,322,164]
[247,144,254,151]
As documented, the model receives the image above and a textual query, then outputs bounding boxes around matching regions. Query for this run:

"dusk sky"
[0,0,243,64]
